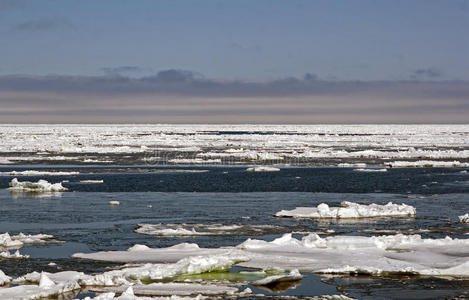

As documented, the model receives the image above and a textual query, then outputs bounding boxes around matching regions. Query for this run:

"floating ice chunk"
[89,283,236,298]
[83,159,114,163]
[237,233,469,277]
[459,214,469,223]
[0,170,79,176]
[80,179,104,183]
[353,168,387,172]
[78,252,249,286]
[0,158,12,164]
[168,158,221,164]
[17,270,85,285]
[0,269,11,286]
[338,163,367,167]
[0,232,56,248]
[13,232,56,244]
[135,223,283,237]
[72,242,225,263]
[0,233,23,248]
[386,160,469,168]
[83,293,207,300]
[246,166,280,172]
[252,269,302,286]
[128,244,151,251]
[74,232,469,278]
[0,249,29,259]
[109,201,120,206]
[275,201,416,219]
[0,276,80,299]
[8,178,67,192]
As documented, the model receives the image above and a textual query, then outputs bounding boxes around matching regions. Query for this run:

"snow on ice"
[0,232,56,249]
[8,178,67,192]
[459,214,469,223]
[275,201,416,219]
[135,223,283,237]
[246,166,280,172]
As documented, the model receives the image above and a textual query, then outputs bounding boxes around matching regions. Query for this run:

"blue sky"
[1,0,468,80]
[0,0,468,123]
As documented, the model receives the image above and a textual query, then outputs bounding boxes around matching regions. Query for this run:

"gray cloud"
[410,68,443,80]
[100,66,149,76]
[0,70,467,100]
[14,17,73,31]
[0,70,468,123]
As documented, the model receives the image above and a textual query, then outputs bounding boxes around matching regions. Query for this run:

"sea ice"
[459,213,469,223]
[168,158,221,164]
[0,170,79,176]
[0,249,29,259]
[0,232,57,248]
[78,252,249,286]
[0,269,10,285]
[73,243,228,263]
[109,201,120,206]
[337,163,367,167]
[135,223,283,237]
[80,179,104,183]
[385,160,469,168]
[252,269,302,286]
[275,201,416,219]
[88,283,237,298]
[0,272,80,300]
[74,233,469,278]
[246,166,280,172]
[8,178,67,192]
[353,168,387,172]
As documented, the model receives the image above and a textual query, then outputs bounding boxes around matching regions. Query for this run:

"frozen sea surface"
[0,125,468,299]
[1,124,469,166]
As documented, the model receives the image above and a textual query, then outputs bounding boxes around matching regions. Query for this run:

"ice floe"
[275,201,416,219]
[75,250,248,279]
[73,243,236,264]
[0,249,29,259]
[353,168,387,172]
[252,269,302,286]
[109,201,120,206]
[337,163,367,167]
[246,166,280,172]
[72,233,469,278]
[385,160,469,168]
[0,232,57,249]
[0,170,79,176]
[80,179,104,183]
[0,269,10,285]
[8,178,67,192]
[459,214,469,223]
[88,283,236,298]
[135,223,283,237]
[0,272,80,299]
[168,158,221,164]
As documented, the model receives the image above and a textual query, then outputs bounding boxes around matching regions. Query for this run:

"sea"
[0,124,468,299]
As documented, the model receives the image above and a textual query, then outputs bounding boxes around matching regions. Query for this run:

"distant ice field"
[1,124,469,166]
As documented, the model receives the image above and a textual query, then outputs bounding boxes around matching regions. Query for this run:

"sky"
[0,0,468,123]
